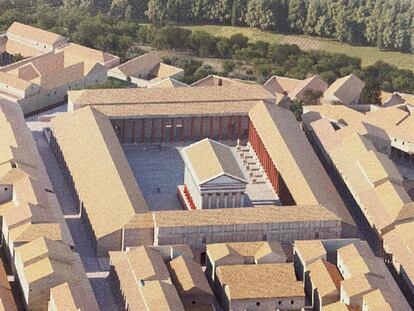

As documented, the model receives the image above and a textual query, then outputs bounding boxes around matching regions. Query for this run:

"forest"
[1,0,414,100]
[3,0,414,53]
[145,0,414,54]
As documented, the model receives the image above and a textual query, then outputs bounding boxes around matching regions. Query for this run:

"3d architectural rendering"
[303,103,414,307]
[108,51,184,87]
[0,17,413,311]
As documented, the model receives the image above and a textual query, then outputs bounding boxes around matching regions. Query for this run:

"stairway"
[236,142,266,184]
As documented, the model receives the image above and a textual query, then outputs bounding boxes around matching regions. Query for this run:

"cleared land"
[185,25,414,70]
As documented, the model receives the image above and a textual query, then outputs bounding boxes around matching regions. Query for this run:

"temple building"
[180,139,247,210]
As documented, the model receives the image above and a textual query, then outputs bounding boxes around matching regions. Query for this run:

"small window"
[95,79,99,84]
[291,300,294,305]
[4,187,7,191]
[54,91,57,95]
[262,234,267,241]
[202,237,206,244]
[315,232,319,239]
[278,301,281,305]
[256,302,260,306]
[192,301,196,305]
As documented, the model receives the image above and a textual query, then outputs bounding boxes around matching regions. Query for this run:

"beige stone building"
[293,239,410,311]
[0,22,67,60]
[181,138,247,210]
[0,100,73,269]
[303,103,414,308]
[108,51,183,87]
[321,74,365,105]
[109,246,186,311]
[215,263,305,311]
[49,84,358,257]
[48,282,99,311]
[205,241,287,284]
[264,74,328,107]
[50,106,149,256]
[14,237,98,311]
[146,205,341,261]
[0,42,119,115]
[205,241,288,308]
[0,23,120,115]
[64,85,356,238]
[167,255,214,308]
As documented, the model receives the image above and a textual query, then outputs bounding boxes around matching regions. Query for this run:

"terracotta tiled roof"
[15,238,96,310]
[167,256,213,297]
[0,100,73,247]
[7,22,66,46]
[249,102,355,227]
[216,263,304,299]
[112,51,161,77]
[362,289,392,311]
[141,280,185,311]
[207,241,286,263]
[308,259,342,297]
[294,240,326,264]
[148,77,188,88]
[0,71,33,91]
[69,84,275,108]
[322,74,365,105]
[152,205,339,228]
[51,107,148,239]
[181,138,246,185]
[4,39,43,58]
[50,282,100,311]
[150,63,183,81]
[109,247,186,311]
[110,246,170,282]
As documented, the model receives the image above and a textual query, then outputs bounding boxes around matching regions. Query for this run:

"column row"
[112,115,249,144]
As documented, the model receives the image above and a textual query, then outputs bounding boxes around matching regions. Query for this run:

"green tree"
[189,30,217,57]
[246,0,276,30]
[360,79,381,105]
[146,0,168,23]
[288,0,307,32]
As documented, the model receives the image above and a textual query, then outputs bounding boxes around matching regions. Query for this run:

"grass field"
[185,25,414,71]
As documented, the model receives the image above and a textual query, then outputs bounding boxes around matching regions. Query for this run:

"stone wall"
[155,220,341,256]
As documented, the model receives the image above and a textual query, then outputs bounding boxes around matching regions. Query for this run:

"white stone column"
[241,193,245,207]
[203,193,209,209]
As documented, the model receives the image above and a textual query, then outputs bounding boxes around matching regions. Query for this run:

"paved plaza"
[124,144,188,211]
[124,142,279,211]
